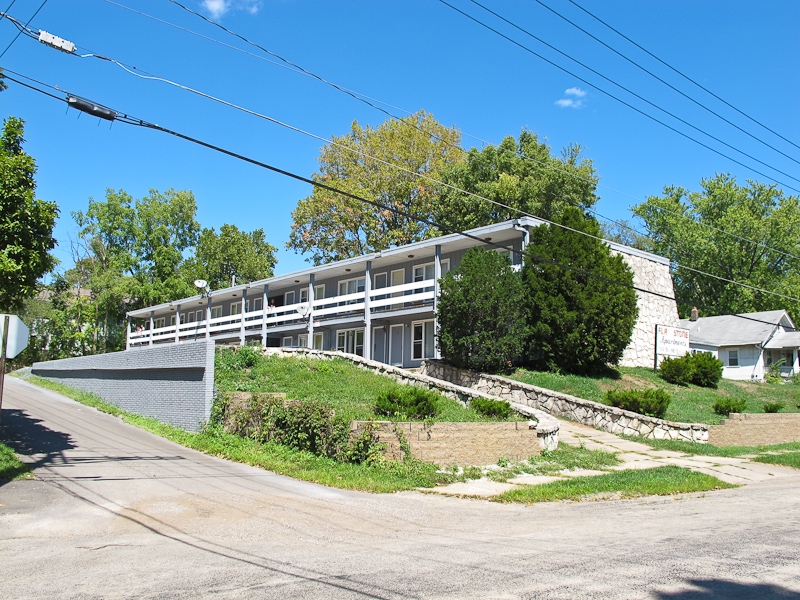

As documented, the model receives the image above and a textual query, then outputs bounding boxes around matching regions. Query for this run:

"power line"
[530,0,799,167]
[452,0,800,188]
[566,0,800,154]
[0,0,47,59]
[5,69,800,318]
[99,0,800,261]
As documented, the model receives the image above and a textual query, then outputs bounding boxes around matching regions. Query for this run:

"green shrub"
[688,352,723,388]
[374,387,438,420]
[763,401,785,413]
[470,397,513,419]
[658,355,694,386]
[713,398,747,416]
[217,346,262,372]
[605,388,671,418]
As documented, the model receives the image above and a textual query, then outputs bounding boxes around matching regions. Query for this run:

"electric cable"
[529,0,799,167]
[0,0,47,58]
[450,0,800,188]
[566,0,800,154]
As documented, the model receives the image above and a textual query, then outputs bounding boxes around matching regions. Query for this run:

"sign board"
[0,314,29,359]
[655,325,690,358]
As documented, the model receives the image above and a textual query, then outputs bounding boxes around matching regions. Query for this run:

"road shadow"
[654,578,800,599]
[0,408,76,486]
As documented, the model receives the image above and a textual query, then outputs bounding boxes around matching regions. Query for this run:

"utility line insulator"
[38,30,76,54]
[67,96,117,121]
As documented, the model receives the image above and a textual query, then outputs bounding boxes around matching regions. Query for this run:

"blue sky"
[2,0,798,277]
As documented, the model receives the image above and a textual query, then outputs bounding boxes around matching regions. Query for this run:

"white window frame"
[728,348,739,367]
[210,306,222,319]
[336,328,364,356]
[246,297,263,313]
[154,317,166,329]
[314,284,325,301]
[170,315,176,326]
[285,290,295,306]
[413,259,450,283]
[186,311,196,323]
[412,319,436,360]
[282,336,293,347]
[313,332,324,350]
[230,301,242,316]
[298,333,308,348]
[300,288,308,304]
[195,310,205,323]
[391,268,405,309]
[338,277,365,296]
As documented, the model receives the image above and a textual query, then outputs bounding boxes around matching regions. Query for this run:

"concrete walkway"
[430,419,799,497]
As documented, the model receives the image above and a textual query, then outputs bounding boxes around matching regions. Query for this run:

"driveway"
[2,377,800,599]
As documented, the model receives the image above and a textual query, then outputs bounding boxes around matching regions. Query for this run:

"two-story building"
[126,217,680,369]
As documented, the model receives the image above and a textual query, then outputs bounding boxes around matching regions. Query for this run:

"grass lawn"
[511,366,800,425]
[217,349,519,422]
[494,466,735,504]
[620,435,800,457]
[0,441,33,481]
[752,452,800,469]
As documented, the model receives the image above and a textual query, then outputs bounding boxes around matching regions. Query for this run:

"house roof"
[764,331,800,349]
[678,310,794,347]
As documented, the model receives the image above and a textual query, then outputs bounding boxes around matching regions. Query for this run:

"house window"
[230,302,242,316]
[728,349,739,367]
[246,297,263,313]
[186,311,196,323]
[413,260,450,293]
[314,284,325,301]
[282,336,293,347]
[210,306,222,319]
[298,334,308,348]
[412,320,436,360]
[154,317,166,329]
[285,291,295,306]
[338,277,365,297]
[300,288,308,304]
[170,315,176,326]
[337,328,364,356]
[195,310,205,323]
[313,332,324,350]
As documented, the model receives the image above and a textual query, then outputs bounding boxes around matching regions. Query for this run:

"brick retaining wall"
[31,340,215,432]
[421,360,709,443]
[708,413,800,447]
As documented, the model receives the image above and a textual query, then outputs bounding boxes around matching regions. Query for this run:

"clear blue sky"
[2,0,799,277]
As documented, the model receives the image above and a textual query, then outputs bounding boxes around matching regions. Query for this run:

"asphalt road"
[2,377,800,600]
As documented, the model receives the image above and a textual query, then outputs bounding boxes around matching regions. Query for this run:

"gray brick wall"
[31,340,215,432]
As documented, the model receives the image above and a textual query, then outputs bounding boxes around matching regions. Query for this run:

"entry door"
[373,327,386,363]
[389,324,404,367]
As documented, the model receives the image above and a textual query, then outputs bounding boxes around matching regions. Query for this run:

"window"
[170,315,176,326]
[313,332,324,350]
[298,334,308,348]
[285,291,295,306]
[338,277,365,305]
[154,317,165,329]
[230,302,242,316]
[314,284,325,301]
[246,297,263,313]
[195,310,205,323]
[373,273,388,311]
[391,268,404,309]
[413,260,450,293]
[300,288,308,304]
[210,306,222,319]
[282,336,293,347]
[337,328,364,356]
[412,320,436,360]
[187,311,196,323]
[728,349,739,367]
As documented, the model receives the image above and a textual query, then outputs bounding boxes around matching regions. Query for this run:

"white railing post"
[206,295,212,339]
[261,284,269,346]
[149,311,154,346]
[240,287,247,346]
[174,304,181,344]
[364,261,372,359]
[126,315,131,350]
[307,275,315,348]
[434,244,442,359]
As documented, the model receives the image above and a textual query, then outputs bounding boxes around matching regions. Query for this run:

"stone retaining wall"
[351,420,540,466]
[261,347,559,450]
[708,413,800,447]
[421,360,709,443]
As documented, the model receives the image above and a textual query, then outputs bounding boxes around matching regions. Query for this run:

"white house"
[126,217,679,370]
[679,310,800,381]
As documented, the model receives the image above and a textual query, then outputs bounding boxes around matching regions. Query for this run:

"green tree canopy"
[522,207,638,374]
[436,247,528,372]
[0,117,58,312]
[184,224,278,290]
[632,174,800,318]
[434,130,598,231]
[287,110,464,265]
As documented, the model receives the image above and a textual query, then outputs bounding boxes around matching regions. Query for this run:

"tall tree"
[633,174,800,319]
[287,110,464,265]
[184,224,278,290]
[435,130,598,231]
[522,207,638,374]
[0,116,58,312]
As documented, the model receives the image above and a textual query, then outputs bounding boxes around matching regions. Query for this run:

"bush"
[605,388,671,419]
[763,401,785,413]
[658,355,694,386]
[217,345,262,372]
[470,397,513,419]
[712,398,747,416]
[374,387,438,420]
[689,352,723,388]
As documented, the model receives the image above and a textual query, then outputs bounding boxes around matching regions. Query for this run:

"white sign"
[656,325,690,357]
[0,314,30,359]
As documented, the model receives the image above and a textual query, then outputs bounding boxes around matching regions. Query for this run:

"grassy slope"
[512,366,800,425]
[216,351,518,422]
[0,442,33,481]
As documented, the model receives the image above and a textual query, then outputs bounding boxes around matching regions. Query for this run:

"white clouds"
[201,0,261,20]
[555,87,587,109]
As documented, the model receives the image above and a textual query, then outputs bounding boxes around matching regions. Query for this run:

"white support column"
[205,295,212,339]
[261,284,269,347]
[174,305,181,344]
[364,261,372,360]
[307,274,315,348]
[434,245,442,359]
[240,287,247,346]
[149,311,154,346]
[126,316,131,350]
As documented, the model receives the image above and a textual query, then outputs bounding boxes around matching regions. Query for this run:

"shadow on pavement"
[655,579,800,599]
[0,407,76,486]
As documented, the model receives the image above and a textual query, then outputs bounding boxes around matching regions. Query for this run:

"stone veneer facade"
[613,248,681,368]
[421,361,709,443]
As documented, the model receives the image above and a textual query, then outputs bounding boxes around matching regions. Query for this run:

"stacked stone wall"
[708,413,800,446]
[421,360,709,443]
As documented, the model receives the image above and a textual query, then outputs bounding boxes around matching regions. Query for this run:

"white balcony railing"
[128,279,436,347]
